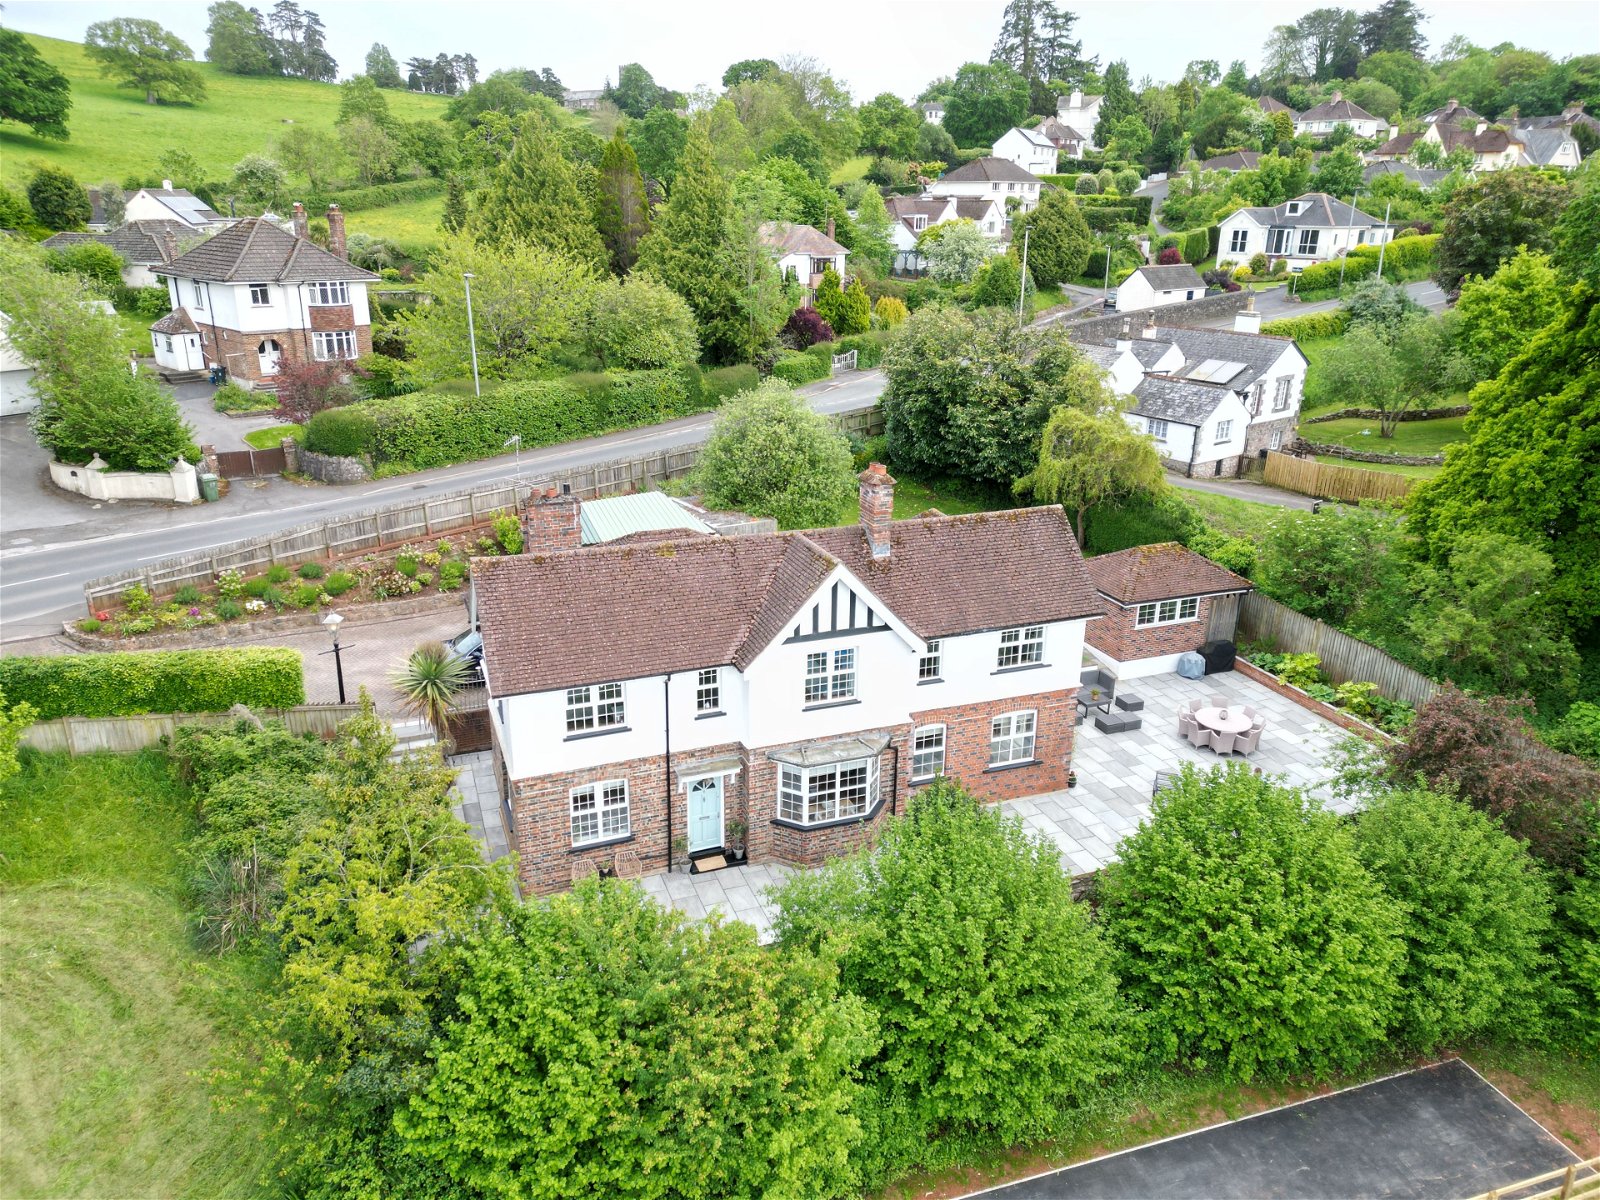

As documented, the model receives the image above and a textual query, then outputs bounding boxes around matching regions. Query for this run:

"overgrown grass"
[3,33,450,192]
[829,156,872,185]
[0,750,283,1198]
[244,423,302,450]
[348,193,446,242]
[1314,455,1442,479]
[1307,416,1466,456]
[891,473,1013,519]
[1179,489,1283,541]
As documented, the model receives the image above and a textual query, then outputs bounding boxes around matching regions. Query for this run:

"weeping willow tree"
[1016,406,1165,546]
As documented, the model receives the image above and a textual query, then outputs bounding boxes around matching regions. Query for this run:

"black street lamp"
[321,611,347,704]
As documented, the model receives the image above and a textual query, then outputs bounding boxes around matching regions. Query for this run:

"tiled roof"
[1422,100,1482,126]
[1130,375,1231,425]
[1130,264,1205,291]
[1298,94,1380,123]
[1362,161,1450,187]
[1512,125,1577,165]
[1087,541,1253,604]
[474,506,1101,696]
[758,221,849,258]
[1372,131,1422,156]
[953,197,1000,222]
[149,309,198,335]
[155,217,377,284]
[937,156,1041,184]
[42,219,194,264]
[1037,117,1087,145]
[1230,192,1382,230]
[1258,95,1297,117]
[1002,126,1056,149]
[885,196,951,219]
[1199,150,1260,171]
[1146,324,1301,391]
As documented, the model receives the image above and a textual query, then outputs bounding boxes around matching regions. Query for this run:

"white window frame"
[312,330,358,361]
[695,667,721,713]
[1135,596,1201,627]
[989,711,1037,766]
[566,682,625,734]
[570,779,629,846]
[1273,376,1292,411]
[1228,228,1248,253]
[248,283,271,306]
[1297,229,1320,256]
[918,638,942,681]
[1269,428,1283,449]
[1268,228,1292,255]
[804,647,856,705]
[911,725,946,781]
[1250,382,1265,416]
[778,758,879,825]
[307,280,350,306]
[996,625,1044,670]
[191,281,205,309]
[1147,417,1169,441]
[1215,419,1234,443]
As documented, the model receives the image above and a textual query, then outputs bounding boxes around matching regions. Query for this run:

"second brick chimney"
[292,201,309,240]
[859,463,895,559]
[525,485,581,555]
[159,227,178,263]
[326,203,347,260]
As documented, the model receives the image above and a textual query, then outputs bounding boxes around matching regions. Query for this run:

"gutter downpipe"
[664,673,673,873]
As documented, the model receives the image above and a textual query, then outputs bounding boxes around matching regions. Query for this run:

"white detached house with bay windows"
[150,204,376,386]
[472,469,1105,896]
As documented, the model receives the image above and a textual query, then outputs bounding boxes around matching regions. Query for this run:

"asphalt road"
[0,371,887,640]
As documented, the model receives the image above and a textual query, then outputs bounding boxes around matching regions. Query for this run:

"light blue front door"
[688,777,723,852]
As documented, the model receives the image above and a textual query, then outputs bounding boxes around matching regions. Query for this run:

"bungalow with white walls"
[1294,91,1384,139]
[1084,543,1252,679]
[0,313,38,416]
[884,195,958,272]
[758,221,849,303]
[922,100,945,124]
[472,471,1104,895]
[1114,264,1207,312]
[1215,192,1391,272]
[993,126,1059,177]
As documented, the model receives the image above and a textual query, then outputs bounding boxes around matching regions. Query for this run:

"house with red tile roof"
[1084,543,1251,678]
[471,469,1105,894]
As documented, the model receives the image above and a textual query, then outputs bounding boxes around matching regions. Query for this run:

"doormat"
[689,854,728,874]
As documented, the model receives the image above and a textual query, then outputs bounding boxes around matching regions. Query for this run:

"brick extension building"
[150,204,376,386]
[1084,543,1251,679]
[472,469,1105,895]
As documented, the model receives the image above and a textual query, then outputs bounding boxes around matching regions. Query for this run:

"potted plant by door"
[1067,769,1078,789]
[725,820,747,863]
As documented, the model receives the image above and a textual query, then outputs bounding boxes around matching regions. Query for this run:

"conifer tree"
[440,174,468,233]
[467,109,605,269]
[813,265,846,331]
[594,128,650,276]
[837,278,871,335]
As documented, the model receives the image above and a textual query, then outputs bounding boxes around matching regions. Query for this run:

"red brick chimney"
[159,227,178,263]
[525,485,581,555]
[858,463,895,559]
[826,217,835,242]
[292,201,309,240]
[325,203,347,260]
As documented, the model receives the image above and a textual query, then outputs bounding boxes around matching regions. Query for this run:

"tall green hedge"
[1083,206,1136,232]
[1260,309,1351,339]
[834,330,891,368]
[770,349,832,385]
[701,364,760,401]
[302,178,445,213]
[1182,228,1210,264]
[0,648,305,720]
[1293,234,1440,294]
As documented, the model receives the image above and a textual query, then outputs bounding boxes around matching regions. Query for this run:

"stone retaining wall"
[1303,404,1469,424]
[299,449,371,483]
[1065,289,1252,341]
[1291,438,1444,466]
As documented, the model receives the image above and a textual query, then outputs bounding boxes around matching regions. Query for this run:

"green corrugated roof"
[579,492,712,545]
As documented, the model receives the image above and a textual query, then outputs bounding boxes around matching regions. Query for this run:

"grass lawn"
[0,750,282,1199]
[891,473,1013,519]
[3,33,451,192]
[1315,455,1442,480]
[348,194,446,243]
[1307,416,1465,456]
[1179,489,1283,540]
[244,423,302,449]
[830,156,872,186]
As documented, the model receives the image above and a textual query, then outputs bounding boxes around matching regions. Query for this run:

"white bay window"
[778,758,879,825]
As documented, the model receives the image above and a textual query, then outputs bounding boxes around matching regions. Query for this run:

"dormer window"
[1286,201,1304,216]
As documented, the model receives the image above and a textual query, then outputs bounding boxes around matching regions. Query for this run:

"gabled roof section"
[937,156,1041,184]
[1230,192,1382,230]
[155,218,377,284]
[1087,542,1253,604]
[1000,125,1056,149]
[1298,93,1380,123]
[137,187,225,225]
[149,309,198,335]
[953,197,1001,222]
[1362,161,1450,187]
[1199,150,1260,172]
[758,221,849,258]
[1140,323,1304,392]
[41,219,195,264]
[1258,95,1297,117]
[1422,99,1482,127]
[1130,375,1232,425]
[1037,116,1087,144]
[1130,264,1205,291]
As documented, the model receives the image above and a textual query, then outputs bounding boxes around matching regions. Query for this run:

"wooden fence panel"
[22,704,362,754]
[1263,451,1413,504]
[1207,594,1241,642]
[1237,593,1441,708]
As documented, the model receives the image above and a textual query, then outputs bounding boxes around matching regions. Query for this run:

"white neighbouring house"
[1036,115,1089,160]
[151,204,376,386]
[921,100,945,123]
[1215,192,1392,272]
[473,471,1105,896]
[1294,91,1384,139]
[884,195,959,272]
[123,182,231,230]
[39,220,196,289]
[1113,264,1207,313]
[928,157,1044,231]
[757,221,849,304]
[993,126,1059,177]
[1056,90,1105,149]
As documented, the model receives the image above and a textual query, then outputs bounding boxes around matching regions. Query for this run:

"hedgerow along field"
[1,33,451,195]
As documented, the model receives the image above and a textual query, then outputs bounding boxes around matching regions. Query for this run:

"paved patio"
[639,862,795,942]
[449,750,511,864]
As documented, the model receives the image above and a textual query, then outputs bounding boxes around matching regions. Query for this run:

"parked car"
[445,628,484,684]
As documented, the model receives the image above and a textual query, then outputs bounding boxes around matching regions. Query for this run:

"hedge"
[1075,193,1154,225]
[302,178,445,214]
[1084,206,1136,232]
[770,349,832,385]
[1207,224,1222,260]
[701,364,760,401]
[834,330,891,368]
[1293,234,1440,295]
[1182,228,1210,264]
[1260,309,1351,339]
[304,406,378,457]
[0,648,305,720]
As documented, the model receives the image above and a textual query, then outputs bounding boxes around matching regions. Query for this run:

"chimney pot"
[525,487,581,554]
[1331,89,1342,103]
[325,203,347,261]
[159,227,178,263]
[858,463,895,560]
[162,178,173,190]
[291,201,308,241]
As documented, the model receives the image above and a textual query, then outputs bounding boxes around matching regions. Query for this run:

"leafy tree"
[1452,247,1564,379]
[1091,60,1139,147]
[1263,7,1362,83]
[693,379,855,528]
[587,275,699,370]
[1358,49,1433,104]
[396,117,458,178]
[272,358,355,425]
[637,119,766,363]
[594,129,650,275]
[445,72,532,129]
[276,125,346,191]
[915,120,958,165]
[0,688,37,794]
[156,147,205,191]
[336,73,393,130]
[401,236,597,383]
[969,253,1030,311]
[0,29,73,139]
[1549,842,1600,1052]
[1255,503,1410,630]
[629,105,688,185]
[942,61,1029,147]
[1551,161,1600,290]
[84,17,207,105]
[850,187,895,275]
[723,57,780,87]
[1432,171,1571,296]
[1019,404,1165,545]
[1010,188,1092,287]
[227,153,287,211]
[920,219,992,284]
[204,1,276,76]
[767,128,829,183]
[874,296,908,327]
[1354,786,1551,1051]
[400,880,873,1200]
[837,279,871,336]
[265,1,338,83]
[364,42,403,88]
[1385,689,1600,873]
[857,92,921,159]
[468,109,606,270]
[1342,274,1420,336]
[813,264,847,330]
[0,240,193,471]
[439,174,468,233]
[1359,0,1427,56]
[1344,77,1402,124]
[1310,145,1364,199]
[605,62,662,119]
[1316,314,1463,437]
[1104,113,1152,163]
[780,306,835,348]
[1102,765,1403,1080]
[774,780,1126,1181]
[45,241,124,292]
[1407,290,1600,626]
[26,166,90,230]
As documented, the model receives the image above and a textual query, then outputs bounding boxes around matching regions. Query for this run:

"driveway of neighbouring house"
[967,1059,1585,1199]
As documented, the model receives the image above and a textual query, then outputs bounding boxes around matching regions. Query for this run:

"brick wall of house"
[1087,599,1215,663]
[909,688,1077,799]
[202,321,372,385]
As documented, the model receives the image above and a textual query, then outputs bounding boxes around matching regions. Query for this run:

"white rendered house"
[993,127,1059,177]
[1215,192,1391,272]
[1113,264,1207,313]
[1294,92,1384,139]
[1057,90,1105,148]
[929,157,1044,220]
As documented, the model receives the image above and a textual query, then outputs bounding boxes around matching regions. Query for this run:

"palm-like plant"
[392,641,474,745]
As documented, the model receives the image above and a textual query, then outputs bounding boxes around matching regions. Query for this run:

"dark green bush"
[1260,309,1351,339]
[265,564,291,584]
[0,648,304,719]
[174,584,204,605]
[834,331,891,369]
[296,561,325,580]
[304,406,379,458]
[301,178,444,213]
[323,571,356,597]
[243,578,272,598]
[216,599,243,621]
[1182,227,1210,264]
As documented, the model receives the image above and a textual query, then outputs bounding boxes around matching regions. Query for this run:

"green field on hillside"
[348,192,447,241]
[1307,415,1466,456]
[2,33,452,192]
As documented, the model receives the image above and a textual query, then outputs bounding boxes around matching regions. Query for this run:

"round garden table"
[1193,707,1253,736]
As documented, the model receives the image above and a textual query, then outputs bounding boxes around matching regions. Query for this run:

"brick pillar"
[858,462,895,559]
[198,443,219,475]
[525,486,581,555]
[326,204,347,260]
[280,436,299,474]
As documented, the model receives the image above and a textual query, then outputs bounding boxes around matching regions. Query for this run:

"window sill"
[983,758,1041,774]
[771,791,888,833]
[694,709,726,721]
[802,698,861,712]
[916,677,944,686]
[563,725,631,742]
[569,832,633,854]
[992,662,1050,676]
[1134,618,1201,631]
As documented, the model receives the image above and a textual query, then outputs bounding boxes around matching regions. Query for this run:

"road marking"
[0,571,67,588]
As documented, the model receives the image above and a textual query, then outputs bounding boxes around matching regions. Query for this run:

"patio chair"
[1209,694,1230,709]
[1209,730,1238,755]
[1236,724,1264,755]
[1242,704,1259,720]
[1178,707,1198,739]
[571,858,599,884]
[1187,698,1206,712]
[1186,721,1211,748]
[613,849,642,879]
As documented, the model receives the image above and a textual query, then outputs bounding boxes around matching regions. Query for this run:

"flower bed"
[76,514,521,641]
[1239,647,1415,736]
